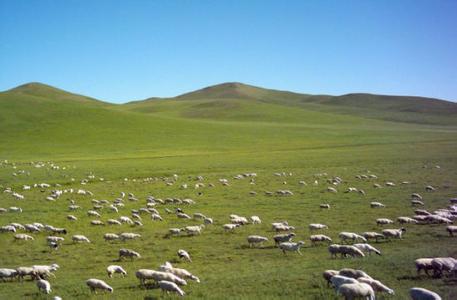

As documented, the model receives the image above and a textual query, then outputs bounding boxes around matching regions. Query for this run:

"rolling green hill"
[1,82,456,162]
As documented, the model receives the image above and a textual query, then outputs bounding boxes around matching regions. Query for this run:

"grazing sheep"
[9,206,22,213]
[91,220,105,226]
[320,204,331,209]
[185,225,205,236]
[361,232,384,243]
[337,282,375,300]
[160,262,200,282]
[0,225,16,233]
[247,235,268,247]
[169,228,183,236]
[16,267,35,281]
[119,216,134,224]
[274,224,295,232]
[159,280,185,297]
[87,210,101,218]
[412,200,425,206]
[354,243,381,255]
[119,232,141,241]
[323,270,339,286]
[415,258,434,276]
[119,248,141,260]
[24,224,41,233]
[177,212,191,219]
[358,277,394,295]
[328,245,365,258]
[14,233,34,241]
[397,217,418,224]
[279,241,305,255]
[104,233,120,242]
[338,268,372,280]
[203,217,213,225]
[72,235,90,243]
[0,268,18,281]
[107,265,127,278]
[67,215,77,221]
[193,212,206,219]
[411,193,423,200]
[46,236,65,243]
[446,225,457,236]
[107,219,122,225]
[250,216,261,224]
[135,269,187,286]
[36,279,51,294]
[178,249,192,262]
[86,278,113,293]
[370,202,385,208]
[309,223,328,231]
[410,287,442,300]
[376,218,394,226]
[339,232,367,244]
[310,234,332,245]
[151,213,163,221]
[431,257,457,277]
[330,275,358,290]
[382,228,406,240]
[425,185,436,192]
[273,233,296,246]
[223,223,240,232]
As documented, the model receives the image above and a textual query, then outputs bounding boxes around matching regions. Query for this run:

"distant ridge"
[2,81,457,125]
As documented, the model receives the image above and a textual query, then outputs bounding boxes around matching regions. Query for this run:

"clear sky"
[1,0,456,103]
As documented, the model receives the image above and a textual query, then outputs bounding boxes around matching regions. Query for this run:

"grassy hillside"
[0,82,456,299]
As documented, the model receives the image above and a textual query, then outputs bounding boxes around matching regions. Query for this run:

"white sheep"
[337,282,375,300]
[415,258,434,276]
[310,234,332,245]
[178,249,192,262]
[135,269,187,286]
[14,233,34,241]
[119,232,141,241]
[104,233,120,242]
[339,232,367,243]
[309,223,328,231]
[47,236,65,243]
[431,257,457,277]
[376,218,394,226]
[86,278,113,293]
[169,228,183,236]
[330,275,358,291]
[0,225,16,233]
[151,213,163,221]
[338,268,372,280]
[279,241,305,255]
[9,206,23,213]
[106,265,127,278]
[320,203,331,209]
[160,262,200,282]
[91,220,104,226]
[223,223,240,232]
[358,277,394,295]
[37,279,52,294]
[107,219,122,225]
[323,270,339,285]
[353,243,381,255]
[382,228,406,240]
[250,216,261,224]
[87,210,101,218]
[185,225,204,236]
[177,212,191,219]
[119,248,141,260]
[446,225,457,236]
[158,280,185,297]
[72,235,91,243]
[328,244,365,258]
[370,202,385,208]
[247,235,268,247]
[274,224,295,232]
[361,232,384,243]
[67,215,77,221]
[119,216,134,224]
[397,216,418,224]
[0,268,17,281]
[410,287,442,300]
[25,224,41,232]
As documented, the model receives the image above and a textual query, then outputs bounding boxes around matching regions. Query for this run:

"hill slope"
[124,82,457,125]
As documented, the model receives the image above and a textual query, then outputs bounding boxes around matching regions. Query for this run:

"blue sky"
[1,0,456,103]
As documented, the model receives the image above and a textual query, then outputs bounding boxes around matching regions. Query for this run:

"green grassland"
[0,82,456,299]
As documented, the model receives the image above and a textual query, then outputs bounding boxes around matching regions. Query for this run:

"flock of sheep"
[0,160,456,299]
